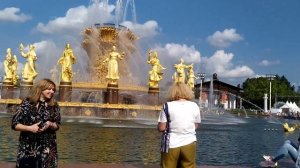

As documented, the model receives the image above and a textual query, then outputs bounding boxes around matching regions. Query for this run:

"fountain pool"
[0,113,297,167]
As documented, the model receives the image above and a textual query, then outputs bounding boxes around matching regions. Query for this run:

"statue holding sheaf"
[147,49,166,88]
[11,55,19,86]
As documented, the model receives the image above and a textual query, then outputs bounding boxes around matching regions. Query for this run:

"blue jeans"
[273,140,299,162]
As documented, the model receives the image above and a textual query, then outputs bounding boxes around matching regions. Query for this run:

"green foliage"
[242,75,299,109]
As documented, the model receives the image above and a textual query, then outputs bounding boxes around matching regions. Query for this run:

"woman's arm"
[157,122,167,132]
[195,123,199,129]
[14,122,41,133]
[50,104,61,131]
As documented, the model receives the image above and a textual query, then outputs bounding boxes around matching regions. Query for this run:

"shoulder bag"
[160,102,171,153]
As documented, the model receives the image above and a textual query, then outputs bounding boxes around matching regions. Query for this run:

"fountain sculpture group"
[0,24,197,121]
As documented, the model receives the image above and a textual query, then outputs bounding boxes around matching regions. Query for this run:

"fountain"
[1,2,298,167]
[0,23,163,127]
[0,0,165,127]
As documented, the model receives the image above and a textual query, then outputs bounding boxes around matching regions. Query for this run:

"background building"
[194,73,243,109]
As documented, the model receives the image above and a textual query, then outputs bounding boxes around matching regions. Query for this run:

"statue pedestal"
[106,83,118,104]
[1,81,14,99]
[148,87,159,105]
[19,81,33,100]
[59,82,72,102]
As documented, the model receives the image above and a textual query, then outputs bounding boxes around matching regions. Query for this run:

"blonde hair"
[28,78,56,105]
[167,82,194,101]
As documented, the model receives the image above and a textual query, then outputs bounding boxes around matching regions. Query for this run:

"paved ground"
[0,161,295,168]
[0,163,251,168]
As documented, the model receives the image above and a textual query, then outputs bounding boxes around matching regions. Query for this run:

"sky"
[0,0,299,88]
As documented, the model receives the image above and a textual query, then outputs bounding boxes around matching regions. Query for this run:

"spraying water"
[209,77,213,110]
[115,0,123,28]
[123,0,136,24]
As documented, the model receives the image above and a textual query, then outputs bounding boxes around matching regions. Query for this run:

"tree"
[242,75,299,110]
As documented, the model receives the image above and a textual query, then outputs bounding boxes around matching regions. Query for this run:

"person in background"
[158,82,201,168]
[11,79,61,168]
[261,137,300,167]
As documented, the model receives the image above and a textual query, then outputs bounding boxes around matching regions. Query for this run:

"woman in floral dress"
[12,79,61,168]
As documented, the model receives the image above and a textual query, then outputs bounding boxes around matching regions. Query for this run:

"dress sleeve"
[53,103,61,130]
[11,100,26,130]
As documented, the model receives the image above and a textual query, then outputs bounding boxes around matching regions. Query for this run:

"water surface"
[0,114,297,167]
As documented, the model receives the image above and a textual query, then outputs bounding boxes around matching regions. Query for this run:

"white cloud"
[155,43,201,63]
[0,7,31,22]
[22,1,252,85]
[36,2,115,34]
[27,1,160,83]
[207,28,243,48]
[258,59,280,66]
[202,50,254,78]
[0,63,4,77]
[152,44,254,81]
[121,20,160,38]
[35,1,159,41]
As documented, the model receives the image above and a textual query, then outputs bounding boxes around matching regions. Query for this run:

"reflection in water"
[0,116,18,162]
[0,115,298,167]
[55,122,160,164]
[0,116,160,164]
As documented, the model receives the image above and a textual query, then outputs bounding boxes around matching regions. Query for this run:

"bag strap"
[163,103,170,132]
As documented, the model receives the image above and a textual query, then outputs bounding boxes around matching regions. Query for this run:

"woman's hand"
[29,122,42,133]
[157,122,167,132]
[38,121,49,132]
[43,121,58,130]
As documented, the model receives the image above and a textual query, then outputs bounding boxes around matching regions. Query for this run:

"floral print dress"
[11,99,61,168]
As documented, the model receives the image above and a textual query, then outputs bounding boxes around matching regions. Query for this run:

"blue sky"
[0,0,299,87]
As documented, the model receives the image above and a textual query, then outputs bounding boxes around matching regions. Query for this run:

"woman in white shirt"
[158,82,201,168]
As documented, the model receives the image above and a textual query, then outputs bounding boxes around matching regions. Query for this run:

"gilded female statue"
[186,63,195,89]
[147,49,166,88]
[20,43,38,82]
[57,43,76,82]
[11,55,19,85]
[173,58,187,83]
[103,45,125,85]
[3,48,13,82]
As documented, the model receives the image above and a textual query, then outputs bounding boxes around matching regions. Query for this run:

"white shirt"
[158,100,201,148]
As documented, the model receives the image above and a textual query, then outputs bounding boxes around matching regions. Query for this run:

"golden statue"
[103,45,125,85]
[57,43,76,82]
[3,48,13,82]
[20,43,38,82]
[11,55,19,86]
[186,63,195,89]
[147,49,166,88]
[173,58,187,83]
